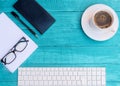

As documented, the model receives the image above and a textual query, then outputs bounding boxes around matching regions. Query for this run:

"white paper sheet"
[0,13,38,73]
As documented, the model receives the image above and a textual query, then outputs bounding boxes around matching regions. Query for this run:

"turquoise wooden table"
[0,0,120,86]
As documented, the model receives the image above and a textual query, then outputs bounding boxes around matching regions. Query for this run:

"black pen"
[11,11,38,38]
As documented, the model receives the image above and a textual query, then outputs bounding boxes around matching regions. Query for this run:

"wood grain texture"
[0,0,120,86]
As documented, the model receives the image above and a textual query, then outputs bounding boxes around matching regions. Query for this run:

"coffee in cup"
[90,10,114,31]
[94,11,113,29]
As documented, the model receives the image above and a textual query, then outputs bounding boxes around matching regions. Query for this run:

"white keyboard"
[18,67,106,86]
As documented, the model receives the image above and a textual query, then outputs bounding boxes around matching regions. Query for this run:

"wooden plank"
[36,0,120,11]
[107,82,120,86]
[0,0,120,12]
[0,64,17,82]
[0,82,17,86]
[21,46,120,64]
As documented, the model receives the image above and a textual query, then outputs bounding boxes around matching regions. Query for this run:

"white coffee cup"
[90,9,115,32]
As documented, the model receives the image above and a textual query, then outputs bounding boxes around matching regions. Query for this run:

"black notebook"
[14,0,55,34]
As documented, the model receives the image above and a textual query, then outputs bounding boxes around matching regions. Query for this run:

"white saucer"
[81,4,119,41]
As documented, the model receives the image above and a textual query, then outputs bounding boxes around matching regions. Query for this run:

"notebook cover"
[13,0,55,34]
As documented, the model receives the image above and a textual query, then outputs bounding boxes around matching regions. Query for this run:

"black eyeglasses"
[1,37,29,65]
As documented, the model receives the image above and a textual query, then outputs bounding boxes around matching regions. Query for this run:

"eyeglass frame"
[1,37,29,65]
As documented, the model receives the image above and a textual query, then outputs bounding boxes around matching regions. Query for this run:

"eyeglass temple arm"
[1,58,7,65]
